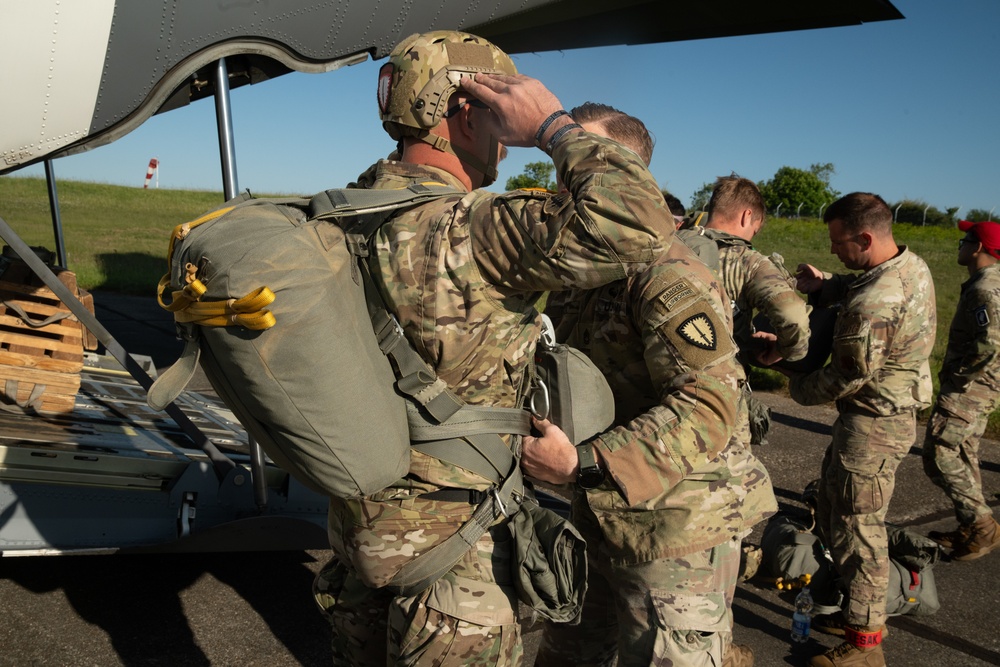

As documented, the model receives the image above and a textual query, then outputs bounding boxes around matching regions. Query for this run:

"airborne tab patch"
[658,279,696,311]
[677,313,717,350]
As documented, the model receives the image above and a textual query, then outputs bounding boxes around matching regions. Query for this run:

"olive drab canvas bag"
[760,513,941,618]
[148,184,465,499]
[530,314,615,445]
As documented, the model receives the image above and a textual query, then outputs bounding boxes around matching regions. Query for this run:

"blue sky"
[12,0,1000,217]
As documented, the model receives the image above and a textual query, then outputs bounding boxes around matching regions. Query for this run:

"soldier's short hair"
[707,174,766,224]
[571,102,654,166]
[823,192,892,237]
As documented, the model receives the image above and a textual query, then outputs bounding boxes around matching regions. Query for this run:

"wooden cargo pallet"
[0,261,90,413]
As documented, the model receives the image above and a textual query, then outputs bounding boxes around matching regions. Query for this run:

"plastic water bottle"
[791,586,814,643]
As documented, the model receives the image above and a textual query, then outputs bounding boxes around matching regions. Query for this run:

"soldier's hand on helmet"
[521,416,577,484]
[460,74,568,147]
[795,263,825,293]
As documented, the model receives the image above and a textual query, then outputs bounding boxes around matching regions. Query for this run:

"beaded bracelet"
[545,123,583,154]
[534,110,571,147]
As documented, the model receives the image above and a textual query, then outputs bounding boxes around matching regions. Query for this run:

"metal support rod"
[214,58,239,201]
[43,160,69,267]
[213,57,267,509]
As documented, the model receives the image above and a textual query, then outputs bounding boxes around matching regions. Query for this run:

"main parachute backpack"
[149,184,464,499]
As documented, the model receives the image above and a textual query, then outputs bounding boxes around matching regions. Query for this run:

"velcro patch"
[657,279,696,311]
[677,313,717,350]
[975,305,990,327]
[377,62,394,115]
[657,300,734,371]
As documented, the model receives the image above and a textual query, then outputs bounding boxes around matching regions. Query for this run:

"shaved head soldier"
[533,102,775,667]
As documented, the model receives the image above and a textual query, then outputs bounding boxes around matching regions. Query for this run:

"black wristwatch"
[576,442,605,489]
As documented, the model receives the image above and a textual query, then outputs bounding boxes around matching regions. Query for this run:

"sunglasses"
[443,98,490,118]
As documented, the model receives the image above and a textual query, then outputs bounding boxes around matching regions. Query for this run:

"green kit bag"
[149,185,461,499]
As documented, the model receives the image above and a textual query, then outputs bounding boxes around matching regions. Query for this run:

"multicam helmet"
[378,31,517,140]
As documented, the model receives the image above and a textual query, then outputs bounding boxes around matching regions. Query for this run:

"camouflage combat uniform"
[539,241,777,667]
[923,263,1000,525]
[679,227,811,364]
[679,227,811,447]
[788,246,936,629]
[312,132,674,667]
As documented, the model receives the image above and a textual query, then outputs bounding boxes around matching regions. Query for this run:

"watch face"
[578,467,605,490]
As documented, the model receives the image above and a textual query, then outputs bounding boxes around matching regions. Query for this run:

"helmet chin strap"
[418,133,499,187]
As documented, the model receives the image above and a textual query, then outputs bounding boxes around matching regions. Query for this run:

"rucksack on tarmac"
[759,511,941,618]
[148,184,466,499]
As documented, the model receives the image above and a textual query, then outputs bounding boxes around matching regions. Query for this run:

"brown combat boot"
[951,516,1000,561]
[722,643,754,667]
[928,522,974,549]
[808,626,885,667]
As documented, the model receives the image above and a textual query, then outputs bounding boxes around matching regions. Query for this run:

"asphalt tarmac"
[1,291,998,666]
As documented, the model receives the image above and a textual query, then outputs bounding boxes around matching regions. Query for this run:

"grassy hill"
[1,176,993,432]
[0,176,296,294]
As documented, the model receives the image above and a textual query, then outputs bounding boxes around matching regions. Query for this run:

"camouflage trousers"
[314,496,523,667]
[816,410,914,629]
[922,402,995,525]
[536,503,739,667]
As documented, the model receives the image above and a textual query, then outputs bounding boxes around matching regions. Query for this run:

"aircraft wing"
[1,0,902,175]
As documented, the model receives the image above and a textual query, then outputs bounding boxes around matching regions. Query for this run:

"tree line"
[507,161,993,227]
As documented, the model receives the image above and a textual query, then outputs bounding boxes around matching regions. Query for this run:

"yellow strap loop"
[171,286,277,330]
[157,274,208,313]
[166,205,237,265]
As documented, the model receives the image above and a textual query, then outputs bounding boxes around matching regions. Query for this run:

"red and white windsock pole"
[143,158,159,189]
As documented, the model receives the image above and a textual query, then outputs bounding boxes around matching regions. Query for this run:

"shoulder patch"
[677,313,717,350]
[975,305,990,328]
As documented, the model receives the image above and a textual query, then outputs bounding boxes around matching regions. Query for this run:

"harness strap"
[360,253,465,423]
[407,404,531,441]
[308,182,459,220]
[388,462,525,596]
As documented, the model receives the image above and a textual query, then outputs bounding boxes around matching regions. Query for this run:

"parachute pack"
[759,511,941,618]
[148,183,479,499]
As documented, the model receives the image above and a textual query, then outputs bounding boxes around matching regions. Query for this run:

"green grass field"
[0,176,994,433]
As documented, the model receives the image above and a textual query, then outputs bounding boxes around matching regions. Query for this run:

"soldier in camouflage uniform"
[310,32,675,667]
[528,104,776,667]
[678,175,812,446]
[923,219,1000,561]
[785,193,936,667]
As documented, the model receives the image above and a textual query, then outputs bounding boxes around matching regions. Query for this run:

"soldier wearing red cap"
[923,220,1000,561]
